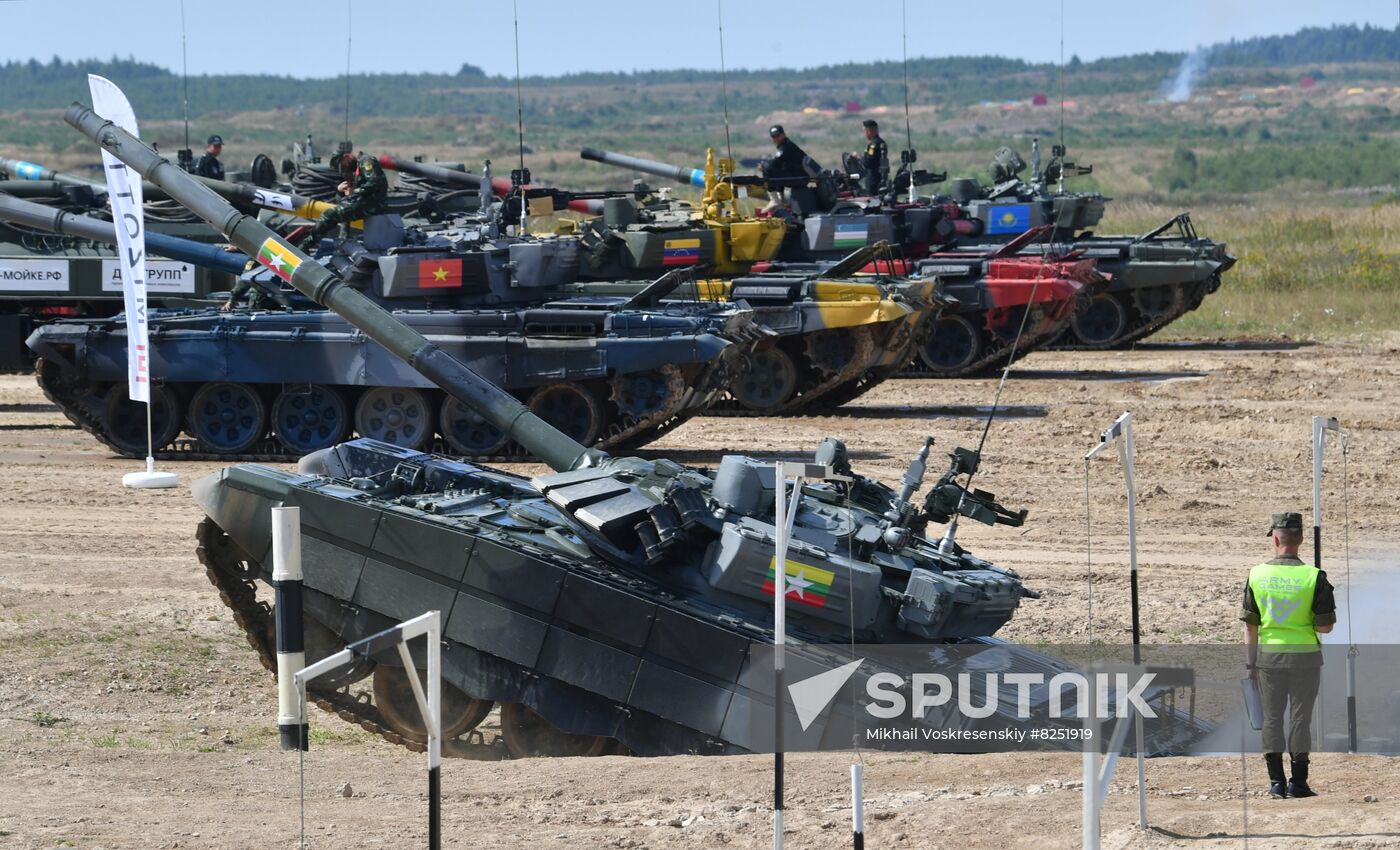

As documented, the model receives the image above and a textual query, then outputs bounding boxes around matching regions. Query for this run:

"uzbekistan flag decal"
[833,221,869,248]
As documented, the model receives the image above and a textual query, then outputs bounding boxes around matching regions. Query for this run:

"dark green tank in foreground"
[71,103,1210,759]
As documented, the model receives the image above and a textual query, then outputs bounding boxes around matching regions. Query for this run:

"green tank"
[0,167,231,371]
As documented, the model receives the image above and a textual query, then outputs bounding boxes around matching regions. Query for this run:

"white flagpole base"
[123,456,179,489]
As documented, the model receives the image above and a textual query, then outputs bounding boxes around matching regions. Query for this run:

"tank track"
[195,518,506,759]
[1046,278,1212,351]
[36,359,698,465]
[705,325,879,416]
[897,303,1073,379]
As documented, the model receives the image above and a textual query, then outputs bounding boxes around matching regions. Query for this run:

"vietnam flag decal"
[418,257,463,289]
[255,238,303,282]
[762,557,836,609]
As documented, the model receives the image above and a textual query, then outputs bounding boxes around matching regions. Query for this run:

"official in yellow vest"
[1241,511,1336,799]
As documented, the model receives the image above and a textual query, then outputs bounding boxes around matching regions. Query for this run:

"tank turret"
[66,102,605,473]
[69,101,1213,760]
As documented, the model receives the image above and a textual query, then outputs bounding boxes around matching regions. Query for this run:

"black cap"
[769,125,784,138]
[1267,512,1304,536]
[862,119,879,129]
[207,134,223,146]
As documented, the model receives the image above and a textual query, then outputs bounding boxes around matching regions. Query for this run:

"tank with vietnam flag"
[28,117,773,462]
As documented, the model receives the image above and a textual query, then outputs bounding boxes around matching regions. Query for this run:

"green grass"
[1102,198,1400,339]
[28,711,65,728]
[91,729,120,748]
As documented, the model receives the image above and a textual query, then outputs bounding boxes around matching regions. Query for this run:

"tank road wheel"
[439,397,509,457]
[500,702,610,759]
[1132,284,1185,322]
[372,665,494,744]
[353,387,433,450]
[803,329,859,378]
[917,314,983,373]
[609,369,677,425]
[188,382,267,454]
[527,384,604,446]
[271,384,349,455]
[1069,294,1129,347]
[729,347,799,412]
[102,384,181,456]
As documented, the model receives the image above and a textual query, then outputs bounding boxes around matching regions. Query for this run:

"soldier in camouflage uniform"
[220,262,284,312]
[303,152,389,245]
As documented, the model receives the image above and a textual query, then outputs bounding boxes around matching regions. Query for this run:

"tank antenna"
[1057,0,1066,192]
[901,0,914,202]
[179,0,190,156]
[716,0,738,207]
[343,0,353,145]
[512,0,529,233]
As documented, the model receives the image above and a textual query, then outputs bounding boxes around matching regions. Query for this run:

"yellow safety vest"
[1248,560,1320,653]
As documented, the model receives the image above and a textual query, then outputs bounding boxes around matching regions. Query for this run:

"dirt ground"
[2,337,1398,850]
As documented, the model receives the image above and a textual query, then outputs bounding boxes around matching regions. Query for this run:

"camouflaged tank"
[567,242,949,413]
[68,105,1216,759]
[573,149,788,279]
[29,138,764,462]
[926,144,1236,349]
[73,105,1222,761]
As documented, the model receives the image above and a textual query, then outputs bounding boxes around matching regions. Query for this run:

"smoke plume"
[1163,47,1212,103]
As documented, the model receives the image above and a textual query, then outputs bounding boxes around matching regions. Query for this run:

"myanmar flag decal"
[762,557,836,609]
[418,257,464,289]
[255,238,303,282]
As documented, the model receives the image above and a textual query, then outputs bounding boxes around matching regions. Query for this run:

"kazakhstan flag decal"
[986,204,1032,235]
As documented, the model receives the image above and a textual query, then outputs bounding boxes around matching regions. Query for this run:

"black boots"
[1288,754,1317,798]
[1265,752,1287,799]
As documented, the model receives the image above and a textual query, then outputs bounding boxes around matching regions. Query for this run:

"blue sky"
[2,0,1395,78]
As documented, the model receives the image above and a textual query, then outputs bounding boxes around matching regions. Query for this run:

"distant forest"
[0,23,1395,120]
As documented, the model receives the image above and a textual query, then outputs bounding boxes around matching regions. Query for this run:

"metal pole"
[850,761,865,850]
[273,506,308,752]
[1085,412,1147,831]
[427,612,442,850]
[1082,709,1099,850]
[1313,415,1355,752]
[773,462,787,850]
[1116,416,1147,829]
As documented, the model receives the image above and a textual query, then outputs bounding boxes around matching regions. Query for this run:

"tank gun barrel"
[580,147,705,188]
[66,102,602,473]
[4,155,350,223]
[378,154,602,215]
[0,191,250,276]
[0,157,97,190]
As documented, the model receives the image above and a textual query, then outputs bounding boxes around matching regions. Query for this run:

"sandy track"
[2,338,1397,849]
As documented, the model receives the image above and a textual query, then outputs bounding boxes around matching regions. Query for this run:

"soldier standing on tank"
[761,125,818,211]
[1242,511,1336,799]
[859,119,889,195]
[194,135,225,181]
[302,152,389,245]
